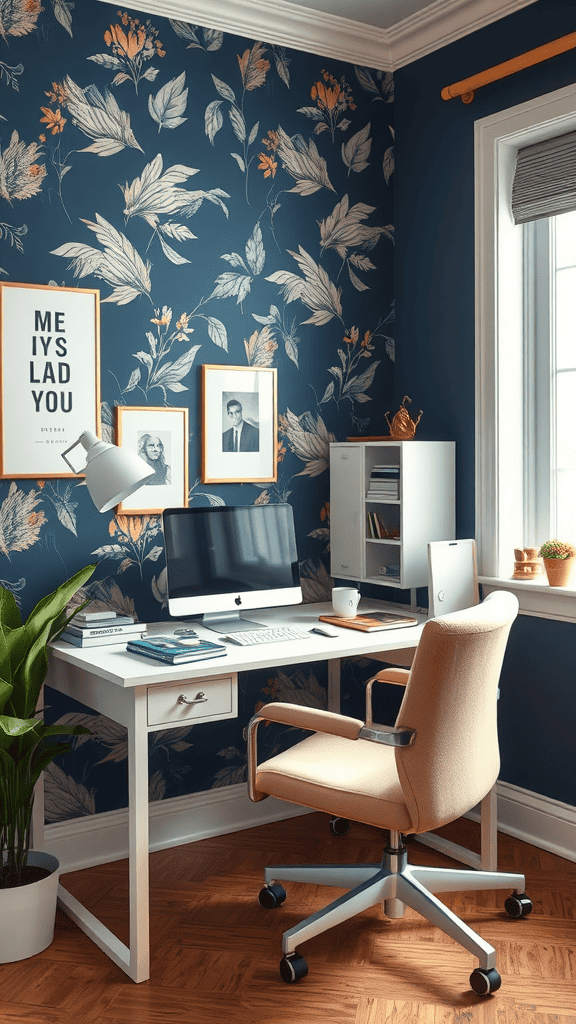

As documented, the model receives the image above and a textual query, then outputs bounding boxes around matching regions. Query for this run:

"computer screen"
[162,503,302,632]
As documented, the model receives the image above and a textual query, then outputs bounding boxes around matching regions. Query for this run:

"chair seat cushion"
[256,731,413,833]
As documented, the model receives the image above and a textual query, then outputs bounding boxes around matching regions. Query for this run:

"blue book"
[126,635,227,664]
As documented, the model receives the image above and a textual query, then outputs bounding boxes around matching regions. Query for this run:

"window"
[475,83,576,619]
[526,213,576,544]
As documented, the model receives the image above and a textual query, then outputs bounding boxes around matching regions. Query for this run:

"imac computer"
[162,503,302,633]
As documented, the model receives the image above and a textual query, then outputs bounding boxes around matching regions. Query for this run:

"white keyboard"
[222,626,311,646]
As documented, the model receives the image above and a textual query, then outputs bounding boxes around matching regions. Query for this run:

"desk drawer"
[147,674,237,727]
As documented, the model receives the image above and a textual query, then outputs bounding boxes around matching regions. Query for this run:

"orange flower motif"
[45,81,68,107]
[320,502,329,522]
[36,480,45,489]
[361,330,373,349]
[38,134,46,143]
[258,153,277,179]
[40,107,66,135]
[343,326,359,345]
[105,22,147,59]
[29,164,44,177]
[261,130,279,152]
[276,437,287,463]
[311,79,341,111]
[150,314,170,326]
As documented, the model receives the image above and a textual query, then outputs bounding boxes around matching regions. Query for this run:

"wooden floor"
[1,814,575,1023]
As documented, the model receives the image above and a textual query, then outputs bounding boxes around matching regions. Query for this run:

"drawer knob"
[177,692,207,706]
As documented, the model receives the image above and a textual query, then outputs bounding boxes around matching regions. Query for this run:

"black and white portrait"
[137,431,171,485]
[221,392,260,453]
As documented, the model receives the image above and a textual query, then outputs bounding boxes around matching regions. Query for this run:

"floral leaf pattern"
[51,213,152,304]
[3,4,394,822]
[0,130,46,201]
[63,76,143,156]
[267,247,342,326]
[342,123,372,174]
[0,0,42,41]
[0,482,46,557]
[51,0,73,37]
[281,409,335,477]
[274,126,335,195]
[148,72,188,132]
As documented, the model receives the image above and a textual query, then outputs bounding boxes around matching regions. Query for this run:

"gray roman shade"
[511,130,576,224]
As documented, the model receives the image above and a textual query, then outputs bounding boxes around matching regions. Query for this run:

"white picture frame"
[0,282,100,478]
[201,365,277,484]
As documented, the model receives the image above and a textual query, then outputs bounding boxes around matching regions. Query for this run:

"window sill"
[479,576,576,623]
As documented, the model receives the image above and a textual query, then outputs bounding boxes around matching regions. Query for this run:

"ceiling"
[276,0,444,33]
[95,0,540,71]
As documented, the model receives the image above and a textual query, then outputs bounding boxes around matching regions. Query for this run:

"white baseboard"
[45,779,575,875]
[45,785,310,874]
[467,780,576,865]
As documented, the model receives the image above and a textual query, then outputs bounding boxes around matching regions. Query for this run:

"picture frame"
[115,406,189,514]
[201,365,277,484]
[0,281,100,479]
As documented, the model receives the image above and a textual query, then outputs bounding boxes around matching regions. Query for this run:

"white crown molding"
[94,0,538,72]
[388,0,539,69]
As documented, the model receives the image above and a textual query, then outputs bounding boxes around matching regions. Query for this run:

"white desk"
[43,599,425,982]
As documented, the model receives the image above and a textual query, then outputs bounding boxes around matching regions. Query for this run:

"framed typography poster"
[0,282,100,478]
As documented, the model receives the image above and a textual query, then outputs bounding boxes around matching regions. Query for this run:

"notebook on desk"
[318,612,418,632]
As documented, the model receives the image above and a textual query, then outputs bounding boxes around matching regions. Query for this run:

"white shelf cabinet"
[329,440,455,590]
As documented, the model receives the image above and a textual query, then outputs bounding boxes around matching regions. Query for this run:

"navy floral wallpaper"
[0,0,395,820]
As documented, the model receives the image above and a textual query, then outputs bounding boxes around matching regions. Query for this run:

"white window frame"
[475,83,576,622]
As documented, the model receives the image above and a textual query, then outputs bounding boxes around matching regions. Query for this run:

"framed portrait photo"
[201,365,277,484]
[115,406,189,514]
[0,281,100,478]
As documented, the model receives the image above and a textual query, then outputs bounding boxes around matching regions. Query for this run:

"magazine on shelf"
[126,635,227,664]
[318,612,418,632]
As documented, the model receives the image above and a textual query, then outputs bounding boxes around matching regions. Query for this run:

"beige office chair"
[248,591,532,995]
[364,539,498,871]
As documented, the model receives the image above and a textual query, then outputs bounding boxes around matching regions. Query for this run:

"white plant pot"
[0,851,60,963]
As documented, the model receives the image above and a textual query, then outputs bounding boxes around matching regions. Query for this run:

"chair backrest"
[428,539,479,617]
[394,590,518,835]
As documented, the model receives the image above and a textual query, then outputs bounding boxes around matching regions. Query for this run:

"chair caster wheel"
[505,892,532,918]
[258,882,286,909]
[329,816,350,836]
[280,951,308,983]
[469,967,501,995]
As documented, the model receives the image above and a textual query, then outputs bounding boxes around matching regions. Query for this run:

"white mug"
[332,587,360,618]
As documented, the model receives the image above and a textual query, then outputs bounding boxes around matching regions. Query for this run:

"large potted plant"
[538,539,576,587]
[0,563,96,963]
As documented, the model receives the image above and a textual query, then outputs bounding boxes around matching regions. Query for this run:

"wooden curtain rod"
[441,30,576,103]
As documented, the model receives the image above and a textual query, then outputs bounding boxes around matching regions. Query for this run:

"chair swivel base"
[259,842,531,993]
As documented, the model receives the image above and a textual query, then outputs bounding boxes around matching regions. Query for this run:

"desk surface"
[49,599,426,688]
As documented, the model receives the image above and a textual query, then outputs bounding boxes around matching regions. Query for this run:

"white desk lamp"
[61,429,154,512]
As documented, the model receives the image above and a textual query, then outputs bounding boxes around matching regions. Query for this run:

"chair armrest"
[247,703,364,802]
[254,701,363,739]
[365,667,410,726]
[358,723,416,747]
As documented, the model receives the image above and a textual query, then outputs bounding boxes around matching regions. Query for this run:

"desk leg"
[56,689,150,983]
[327,658,341,713]
[127,689,150,983]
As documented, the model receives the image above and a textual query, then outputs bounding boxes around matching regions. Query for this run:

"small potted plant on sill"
[538,539,576,587]
[0,563,96,963]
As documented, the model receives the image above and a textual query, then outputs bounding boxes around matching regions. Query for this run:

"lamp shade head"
[64,430,155,512]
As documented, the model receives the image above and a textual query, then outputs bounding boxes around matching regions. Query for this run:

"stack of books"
[366,510,400,540]
[366,464,400,500]
[59,611,146,648]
